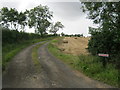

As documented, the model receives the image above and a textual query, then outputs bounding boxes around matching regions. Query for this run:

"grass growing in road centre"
[32,42,46,71]
[48,38,119,87]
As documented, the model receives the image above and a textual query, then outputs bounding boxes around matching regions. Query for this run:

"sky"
[0,0,98,36]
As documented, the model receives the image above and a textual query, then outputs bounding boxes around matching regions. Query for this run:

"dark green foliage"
[82,2,120,61]
[2,27,41,46]
[74,34,83,37]
[18,12,27,31]
[0,7,10,28]
[61,32,65,36]
[0,7,19,30]
[82,2,120,85]
[0,7,27,31]
[49,21,64,35]
[26,4,53,36]
[64,34,84,37]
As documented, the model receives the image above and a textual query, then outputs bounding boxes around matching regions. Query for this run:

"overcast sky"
[0,0,98,36]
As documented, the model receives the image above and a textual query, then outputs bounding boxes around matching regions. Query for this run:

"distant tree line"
[82,2,120,69]
[61,33,84,37]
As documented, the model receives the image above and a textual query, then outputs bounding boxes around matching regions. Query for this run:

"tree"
[18,12,27,31]
[61,32,65,36]
[9,8,19,30]
[81,2,120,72]
[49,21,64,35]
[81,2,120,55]
[0,7,23,30]
[26,4,53,36]
[0,7,9,28]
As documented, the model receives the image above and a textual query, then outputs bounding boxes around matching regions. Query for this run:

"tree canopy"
[49,21,64,35]
[26,5,53,36]
[81,2,120,67]
[0,4,64,37]
[0,7,27,31]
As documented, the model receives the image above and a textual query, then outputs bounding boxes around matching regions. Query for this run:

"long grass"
[48,38,119,87]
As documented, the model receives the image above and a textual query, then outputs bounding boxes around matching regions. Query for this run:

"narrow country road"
[38,42,112,88]
[3,41,50,88]
[3,41,113,88]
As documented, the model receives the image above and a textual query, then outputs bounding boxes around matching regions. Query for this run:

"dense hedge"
[2,27,55,46]
[2,28,41,45]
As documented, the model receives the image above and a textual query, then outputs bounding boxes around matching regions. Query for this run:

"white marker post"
[98,53,109,68]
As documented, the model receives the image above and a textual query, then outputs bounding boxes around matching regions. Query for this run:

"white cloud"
[0,0,96,36]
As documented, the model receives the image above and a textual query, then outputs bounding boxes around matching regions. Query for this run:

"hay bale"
[74,37,77,39]
[63,40,68,43]
[59,48,65,51]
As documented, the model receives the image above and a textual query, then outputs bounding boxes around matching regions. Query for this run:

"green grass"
[77,55,118,87]
[32,42,46,72]
[48,38,119,87]
[2,37,55,71]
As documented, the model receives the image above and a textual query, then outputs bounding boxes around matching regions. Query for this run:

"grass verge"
[48,38,119,87]
[2,37,55,71]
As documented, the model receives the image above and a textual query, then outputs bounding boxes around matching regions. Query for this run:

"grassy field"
[2,37,54,71]
[48,37,119,87]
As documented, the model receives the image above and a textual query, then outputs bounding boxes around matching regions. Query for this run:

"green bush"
[2,27,42,46]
